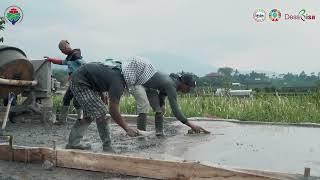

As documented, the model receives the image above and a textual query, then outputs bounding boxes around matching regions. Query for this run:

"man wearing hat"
[45,40,86,124]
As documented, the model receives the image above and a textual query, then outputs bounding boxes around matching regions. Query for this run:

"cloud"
[1,0,320,74]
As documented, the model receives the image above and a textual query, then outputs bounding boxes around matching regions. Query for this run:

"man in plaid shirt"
[121,56,157,87]
[122,57,209,136]
[67,61,140,151]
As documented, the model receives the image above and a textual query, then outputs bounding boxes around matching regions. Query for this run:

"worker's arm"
[166,85,209,133]
[109,86,140,137]
[109,100,140,137]
[165,85,188,124]
[44,56,64,65]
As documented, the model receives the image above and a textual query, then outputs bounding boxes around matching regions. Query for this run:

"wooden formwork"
[0,143,307,180]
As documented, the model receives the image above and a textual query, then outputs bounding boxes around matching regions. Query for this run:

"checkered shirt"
[70,81,108,119]
[121,57,157,87]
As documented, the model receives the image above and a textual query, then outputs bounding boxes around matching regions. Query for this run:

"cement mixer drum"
[0,45,34,98]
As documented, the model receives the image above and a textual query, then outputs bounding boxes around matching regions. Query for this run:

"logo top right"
[285,9,316,21]
[269,9,281,22]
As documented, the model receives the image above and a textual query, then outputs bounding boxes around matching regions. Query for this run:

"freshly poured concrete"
[1,117,320,178]
[181,121,320,176]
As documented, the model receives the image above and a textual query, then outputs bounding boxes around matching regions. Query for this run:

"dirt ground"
[1,116,183,154]
[0,116,320,179]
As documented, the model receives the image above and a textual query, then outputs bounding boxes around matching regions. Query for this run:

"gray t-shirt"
[71,62,125,103]
[143,72,188,124]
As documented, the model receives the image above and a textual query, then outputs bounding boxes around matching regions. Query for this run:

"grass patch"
[51,93,320,123]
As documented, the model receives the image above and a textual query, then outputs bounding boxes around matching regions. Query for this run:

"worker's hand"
[187,122,210,134]
[126,127,140,137]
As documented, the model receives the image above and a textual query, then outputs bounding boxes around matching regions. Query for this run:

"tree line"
[54,67,320,93]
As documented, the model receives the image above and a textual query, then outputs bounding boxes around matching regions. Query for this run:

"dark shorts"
[70,81,108,120]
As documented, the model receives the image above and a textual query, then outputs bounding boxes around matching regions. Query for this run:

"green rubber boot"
[155,112,164,137]
[137,113,147,131]
[66,119,92,150]
[55,106,69,125]
[96,117,113,152]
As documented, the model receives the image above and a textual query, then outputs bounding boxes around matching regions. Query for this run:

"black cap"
[180,74,196,88]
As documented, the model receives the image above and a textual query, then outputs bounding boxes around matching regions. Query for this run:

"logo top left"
[4,5,23,25]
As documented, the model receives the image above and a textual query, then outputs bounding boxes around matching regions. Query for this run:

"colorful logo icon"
[269,9,281,22]
[253,9,266,22]
[4,6,23,25]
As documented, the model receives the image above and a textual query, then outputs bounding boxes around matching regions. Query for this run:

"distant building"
[232,82,241,86]
[206,72,223,78]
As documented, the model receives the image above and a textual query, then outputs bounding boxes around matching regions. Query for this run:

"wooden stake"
[304,167,310,177]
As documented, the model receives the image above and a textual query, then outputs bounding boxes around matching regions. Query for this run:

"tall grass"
[52,93,320,123]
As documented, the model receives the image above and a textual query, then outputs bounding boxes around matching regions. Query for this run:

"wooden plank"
[0,144,13,161]
[13,147,54,163]
[235,169,303,180]
[56,150,275,179]
[0,144,303,180]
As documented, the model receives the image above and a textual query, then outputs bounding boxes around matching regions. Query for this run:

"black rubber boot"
[96,117,113,152]
[137,113,147,131]
[155,112,164,137]
[55,106,69,125]
[66,118,92,150]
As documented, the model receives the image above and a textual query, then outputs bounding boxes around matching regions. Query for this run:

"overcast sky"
[1,0,320,76]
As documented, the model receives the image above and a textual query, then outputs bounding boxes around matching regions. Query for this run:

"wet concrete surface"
[181,121,320,177]
[1,117,320,179]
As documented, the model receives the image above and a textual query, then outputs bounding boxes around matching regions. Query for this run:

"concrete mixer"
[0,45,56,132]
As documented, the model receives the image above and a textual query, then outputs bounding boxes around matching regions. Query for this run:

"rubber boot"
[155,112,164,137]
[66,119,92,150]
[96,117,113,152]
[55,106,69,125]
[137,113,147,131]
[76,108,83,120]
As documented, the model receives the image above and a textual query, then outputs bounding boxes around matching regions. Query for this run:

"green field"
[53,93,320,123]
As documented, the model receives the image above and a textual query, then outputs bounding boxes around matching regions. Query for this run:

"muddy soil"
[0,117,183,154]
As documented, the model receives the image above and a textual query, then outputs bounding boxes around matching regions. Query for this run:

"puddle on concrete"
[2,118,320,177]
